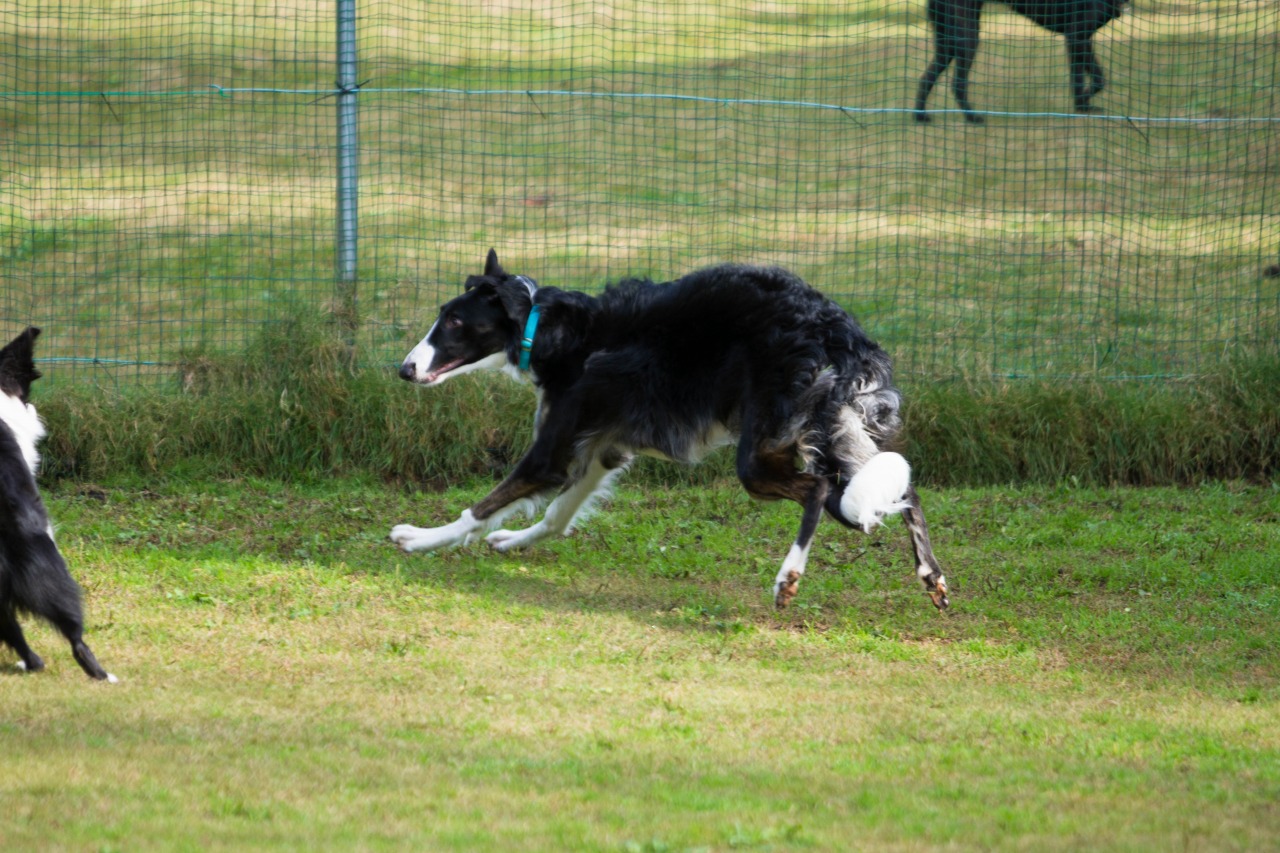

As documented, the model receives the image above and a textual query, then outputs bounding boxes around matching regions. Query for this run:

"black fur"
[914,0,1129,123]
[0,327,113,681]
[394,251,948,610]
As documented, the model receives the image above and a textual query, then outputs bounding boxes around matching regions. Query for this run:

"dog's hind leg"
[948,32,984,124]
[917,1,984,123]
[914,47,955,123]
[1067,35,1106,109]
[0,604,44,673]
[486,449,631,552]
[5,541,117,681]
[900,486,949,610]
[57,618,113,682]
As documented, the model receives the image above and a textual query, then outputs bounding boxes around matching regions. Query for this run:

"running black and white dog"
[0,327,116,681]
[392,251,948,611]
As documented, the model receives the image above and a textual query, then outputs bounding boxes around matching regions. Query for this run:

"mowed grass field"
[2,2,1279,849]
[3,477,1278,850]
[2,0,1277,382]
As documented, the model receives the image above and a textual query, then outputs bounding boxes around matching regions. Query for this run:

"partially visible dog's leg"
[914,41,956,123]
[390,510,484,553]
[486,449,631,552]
[1069,35,1107,105]
[948,27,984,124]
[0,605,44,673]
[772,480,829,609]
[10,540,117,681]
[900,485,949,610]
[1066,35,1104,111]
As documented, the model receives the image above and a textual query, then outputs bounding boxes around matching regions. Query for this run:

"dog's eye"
[444,316,463,330]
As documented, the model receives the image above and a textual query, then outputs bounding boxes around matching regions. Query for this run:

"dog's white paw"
[390,525,456,552]
[106,673,119,684]
[390,523,428,549]
[485,523,547,552]
[390,512,480,553]
[16,660,26,672]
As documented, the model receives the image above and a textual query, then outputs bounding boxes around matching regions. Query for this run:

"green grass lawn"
[3,477,1277,850]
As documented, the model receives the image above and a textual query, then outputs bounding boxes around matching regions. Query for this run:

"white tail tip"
[840,452,912,533]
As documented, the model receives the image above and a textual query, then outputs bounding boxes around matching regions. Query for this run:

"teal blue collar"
[519,305,540,370]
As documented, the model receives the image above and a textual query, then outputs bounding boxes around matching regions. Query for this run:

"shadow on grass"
[47,475,1280,695]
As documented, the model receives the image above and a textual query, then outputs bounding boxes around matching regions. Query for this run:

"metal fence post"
[335,0,359,340]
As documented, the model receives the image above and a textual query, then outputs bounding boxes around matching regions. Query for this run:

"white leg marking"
[105,673,119,684]
[390,509,482,552]
[485,457,624,552]
[773,541,812,598]
[918,562,946,588]
[16,660,27,672]
[486,519,552,552]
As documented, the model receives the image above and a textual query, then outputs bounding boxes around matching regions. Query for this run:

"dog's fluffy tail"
[836,451,912,533]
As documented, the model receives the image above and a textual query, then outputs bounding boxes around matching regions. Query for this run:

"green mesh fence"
[1,1,1276,386]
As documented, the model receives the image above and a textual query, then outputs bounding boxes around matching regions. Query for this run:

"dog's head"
[0,326,43,404]
[399,250,537,386]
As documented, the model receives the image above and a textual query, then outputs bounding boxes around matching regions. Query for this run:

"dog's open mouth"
[424,358,466,384]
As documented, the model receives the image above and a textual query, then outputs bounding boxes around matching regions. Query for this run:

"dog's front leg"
[772,478,828,608]
[390,509,486,553]
[391,439,572,554]
[486,451,629,552]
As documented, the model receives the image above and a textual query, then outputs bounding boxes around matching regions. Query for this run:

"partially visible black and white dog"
[915,0,1129,123]
[392,251,948,611]
[0,327,115,681]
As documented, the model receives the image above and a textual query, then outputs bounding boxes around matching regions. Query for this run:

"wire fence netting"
[1,1,1276,385]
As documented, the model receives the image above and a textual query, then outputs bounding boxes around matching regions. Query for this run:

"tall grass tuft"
[35,315,1280,487]
[37,313,535,486]
[905,357,1280,486]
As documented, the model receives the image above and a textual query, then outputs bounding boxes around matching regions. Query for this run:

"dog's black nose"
[398,362,415,382]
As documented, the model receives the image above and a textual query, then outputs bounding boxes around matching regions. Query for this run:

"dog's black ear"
[491,281,533,323]
[484,248,506,279]
[0,326,42,402]
[466,249,513,293]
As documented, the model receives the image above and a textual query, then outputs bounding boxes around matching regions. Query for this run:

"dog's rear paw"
[914,111,932,124]
[926,577,950,610]
[963,112,986,125]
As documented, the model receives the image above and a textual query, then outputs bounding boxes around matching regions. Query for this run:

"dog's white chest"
[0,392,45,475]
